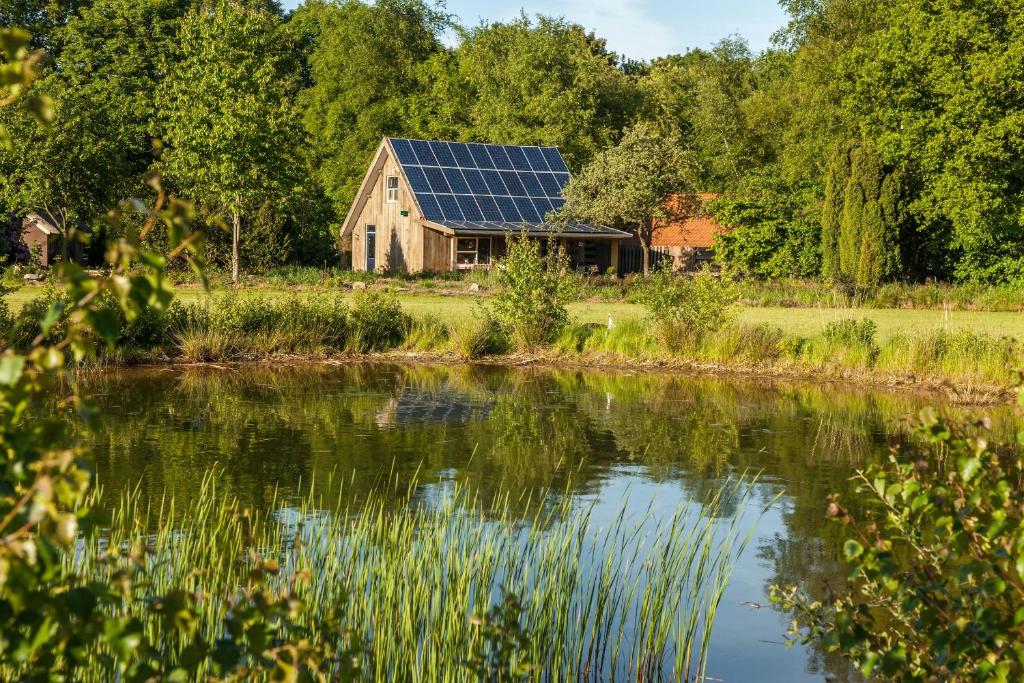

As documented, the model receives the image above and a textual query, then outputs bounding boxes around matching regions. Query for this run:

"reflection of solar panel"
[387,138,626,236]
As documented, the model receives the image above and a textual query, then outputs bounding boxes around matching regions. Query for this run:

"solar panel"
[476,195,503,221]
[443,168,470,194]
[461,168,489,195]
[436,194,463,221]
[523,147,550,172]
[541,147,568,173]
[456,195,484,221]
[424,167,450,194]
[411,139,438,166]
[505,146,531,171]
[430,141,457,167]
[499,171,526,197]
[518,171,543,197]
[386,137,619,236]
[487,145,514,170]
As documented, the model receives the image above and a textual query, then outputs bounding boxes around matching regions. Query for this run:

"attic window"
[385,176,399,203]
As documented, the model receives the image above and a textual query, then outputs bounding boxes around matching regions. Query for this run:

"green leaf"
[0,355,25,386]
[40,301,66,336]
[843,539,864,562]
[957,456,981,482]
[86,308,121,348]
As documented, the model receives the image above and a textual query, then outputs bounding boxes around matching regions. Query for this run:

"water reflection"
[81,362,1014,682]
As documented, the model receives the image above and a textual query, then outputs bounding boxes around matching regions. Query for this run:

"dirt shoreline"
[102,349,1013,406]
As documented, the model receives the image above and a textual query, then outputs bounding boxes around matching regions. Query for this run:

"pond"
[80,363,1015,682]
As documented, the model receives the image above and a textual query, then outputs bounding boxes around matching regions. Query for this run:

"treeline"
[0,0,1021,284]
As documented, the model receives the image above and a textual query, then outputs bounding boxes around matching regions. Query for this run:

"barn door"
[365,224,376,271]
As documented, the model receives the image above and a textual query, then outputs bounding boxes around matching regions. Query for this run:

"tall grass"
[69,474,762,682]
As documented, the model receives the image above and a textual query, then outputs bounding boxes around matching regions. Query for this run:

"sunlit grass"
[12,286,1024,339]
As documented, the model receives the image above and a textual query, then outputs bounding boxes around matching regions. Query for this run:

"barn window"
[456,237,491,269]
[385,176,399,203]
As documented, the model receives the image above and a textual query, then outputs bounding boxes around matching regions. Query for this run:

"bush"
[822,318,878,350]
[347,290,409,352]
[402,313,449,351]
[636,265,738,352]
[773,400,1024,681]
[451,313,507,359]
[490,233,576,349]
[707,322,786,364]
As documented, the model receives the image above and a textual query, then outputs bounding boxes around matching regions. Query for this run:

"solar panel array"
[387,138,624,236]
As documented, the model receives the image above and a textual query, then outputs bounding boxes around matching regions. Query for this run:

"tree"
[0,0,192,254]
[296,0,446,215]
[710,190,820,279]
[774,402,1024,681]
[844,0,1024,283]
[438,14,640,170]
[157,0,303,282]
[559,122,690,276]
[820,140,907,289]
[639,38,763,192]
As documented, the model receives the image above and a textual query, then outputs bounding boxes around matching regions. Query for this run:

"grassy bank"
[60,474,758,682]
[6,287,1023,399]
[10,285,1024,339]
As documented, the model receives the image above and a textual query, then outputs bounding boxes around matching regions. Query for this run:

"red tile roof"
[650,193,725,249]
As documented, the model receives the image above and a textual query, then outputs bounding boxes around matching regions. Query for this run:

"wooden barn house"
[340,137,629,273]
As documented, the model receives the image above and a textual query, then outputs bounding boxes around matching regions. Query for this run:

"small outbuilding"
[19,209,90,266]
[619,194,726,274]
[340,137,630,274]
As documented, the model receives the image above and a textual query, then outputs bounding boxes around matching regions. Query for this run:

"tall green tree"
[639,38,763,192]
[844,0,1024,283]
[439,14,640,170]
[821,140,907,289]
[158,0,303,281]
[296,0,446,214]
[0,0,192,243]
[559,122,690,276]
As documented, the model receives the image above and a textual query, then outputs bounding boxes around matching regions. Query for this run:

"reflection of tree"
[82,363,1011,681]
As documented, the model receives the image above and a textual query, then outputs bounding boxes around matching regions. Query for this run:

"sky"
[441,0,790,59]
[282,1,792,62]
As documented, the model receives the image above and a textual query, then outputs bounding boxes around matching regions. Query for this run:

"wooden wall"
[352,147,445,273]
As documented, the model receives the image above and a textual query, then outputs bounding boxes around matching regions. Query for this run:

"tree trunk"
[639,218,652,277]
[231,204,240,284]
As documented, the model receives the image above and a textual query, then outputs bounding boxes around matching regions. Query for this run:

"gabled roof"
[651,194,725,249]
[340,138,629,239]
[23,209,92,236]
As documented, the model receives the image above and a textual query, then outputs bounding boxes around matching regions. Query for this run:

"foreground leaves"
[773,397,1024,682]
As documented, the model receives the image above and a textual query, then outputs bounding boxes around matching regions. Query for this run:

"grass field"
[10,284,1024,340]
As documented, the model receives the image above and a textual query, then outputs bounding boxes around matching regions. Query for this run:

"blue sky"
[442,0,789,59]
[284,1,791,61]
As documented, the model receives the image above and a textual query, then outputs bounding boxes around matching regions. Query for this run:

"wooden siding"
[422,226,452,272]
[351,146,434,273]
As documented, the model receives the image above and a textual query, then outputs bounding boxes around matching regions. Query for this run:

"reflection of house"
[340,137,630,274]
[374,389,493,428]
[19,209,91,267]
[619,194,726,274]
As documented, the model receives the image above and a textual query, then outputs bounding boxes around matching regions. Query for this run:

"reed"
[67,473,762,682]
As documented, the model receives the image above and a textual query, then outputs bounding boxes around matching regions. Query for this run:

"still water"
[81,363,1014,682]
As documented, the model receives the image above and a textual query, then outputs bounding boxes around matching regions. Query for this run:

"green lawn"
[10,285,1024,340]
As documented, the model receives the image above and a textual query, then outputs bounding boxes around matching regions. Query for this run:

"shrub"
[490,233,576,349]
[822,318,878,349]
[347,290,409,352]
[773,400,1024,681]
[707,322,786,364]
[451,313,507,359]
[402,313,449,351]
[636,265,738,352]
[554,322,598,353]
